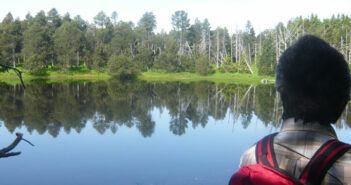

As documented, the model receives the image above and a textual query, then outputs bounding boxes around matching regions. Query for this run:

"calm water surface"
[0,80,351,185]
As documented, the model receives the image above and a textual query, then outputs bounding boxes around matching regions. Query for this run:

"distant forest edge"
[0,9,351,79]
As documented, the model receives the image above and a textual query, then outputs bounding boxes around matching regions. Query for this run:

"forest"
[0,9,351,77]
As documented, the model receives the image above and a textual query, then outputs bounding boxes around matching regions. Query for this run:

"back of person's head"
[276,35,350,125]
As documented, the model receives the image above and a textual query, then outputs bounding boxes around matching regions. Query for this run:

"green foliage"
[154,52,179,73]
[137,12,156,33]
[22,23,50,67]
[257,33,276,76]
[219,56,251,74]
[110,21,135,55]
[92,54,106,72]
[133,49,154,72]
[180,56,195,73]
[24,55,44,73]
[0,13,22,67]
[53,22,84,70]
[195,55,214,76]
[108,55,140,78]
[1,9,351,78]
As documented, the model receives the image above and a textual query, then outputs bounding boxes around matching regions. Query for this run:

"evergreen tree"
[53,22,84,70]
[22,19,50,72]
[171,10,190,46]
[257,32,276,76]
[0,13,22,67]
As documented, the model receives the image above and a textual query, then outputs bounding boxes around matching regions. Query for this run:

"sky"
[0,0,350,34]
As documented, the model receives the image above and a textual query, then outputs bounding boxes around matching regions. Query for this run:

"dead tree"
[0,63,25,88]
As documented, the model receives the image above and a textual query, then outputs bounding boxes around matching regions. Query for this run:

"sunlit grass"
[0,65,275,85]
[139,71,275,85]
[0,66,110,85]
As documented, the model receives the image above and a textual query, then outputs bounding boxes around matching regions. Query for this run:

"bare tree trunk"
[12,45,15,68]
[230,33,233,61]
[216,30,219,68]
[76,51,80,67]
[248,44,251,63]
[235,33,238,62]
[208,31,211,61]
[275,33,279,63]
[254,43,257,66]
[200,31,207,54]
[222,29,226,60]
[244,57,254,74]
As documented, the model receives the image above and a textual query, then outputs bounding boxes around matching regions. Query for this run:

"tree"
[94,11,109,28]
[137,12,156,47]
[257,32,276,76]
[107,55,139,78]
[47,8,62,67]
[22,22,50,72]
[53,22,84,69]
[25,55,43,73]
[110,21,135,56]
[242,20,256,62]
[137,12,156,36]
[32,10,47,26]
[111,11,118,26]
[171,10,190,47]
[0,13,22,67]
[187,18,202,46]
[47,8,61,29]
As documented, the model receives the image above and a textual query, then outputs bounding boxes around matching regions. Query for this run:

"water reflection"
[0,79,350,137]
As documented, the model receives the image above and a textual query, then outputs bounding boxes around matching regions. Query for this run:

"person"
[233,35,351,185]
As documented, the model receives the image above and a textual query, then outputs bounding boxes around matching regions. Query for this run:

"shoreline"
[0,71,275,85]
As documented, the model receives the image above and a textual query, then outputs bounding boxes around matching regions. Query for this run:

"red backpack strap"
[255,133,279,168]
[299,140,351,185]
[255,133,305,185]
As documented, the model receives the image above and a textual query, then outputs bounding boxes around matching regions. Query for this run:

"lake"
[0,80,351,185]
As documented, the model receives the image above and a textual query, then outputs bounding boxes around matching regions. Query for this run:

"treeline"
[0,9,351,76]
[1,81,351,137]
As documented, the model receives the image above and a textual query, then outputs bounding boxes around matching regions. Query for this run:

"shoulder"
[239,145,256,167]
[330,149,351,184]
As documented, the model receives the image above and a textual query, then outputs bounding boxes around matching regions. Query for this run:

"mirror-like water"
[0,80,351,185]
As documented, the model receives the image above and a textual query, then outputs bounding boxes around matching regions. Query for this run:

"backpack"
[229,133,351,185]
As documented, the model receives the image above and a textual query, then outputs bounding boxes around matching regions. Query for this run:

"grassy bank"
[0,67,110,85]
[0,67,275,85]
[138,72,275,84]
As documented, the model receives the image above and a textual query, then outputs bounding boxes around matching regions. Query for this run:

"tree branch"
[0,132,33,158]
[0,63,26,89]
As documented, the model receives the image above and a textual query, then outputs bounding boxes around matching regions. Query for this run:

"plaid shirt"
[239,118,351,185]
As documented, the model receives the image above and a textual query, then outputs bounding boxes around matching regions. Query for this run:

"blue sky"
[0,0,350,33]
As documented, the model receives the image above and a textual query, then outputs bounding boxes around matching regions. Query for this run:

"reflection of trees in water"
[0,80,350,137]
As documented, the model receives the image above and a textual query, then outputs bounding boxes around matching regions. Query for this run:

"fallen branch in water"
[0,63,26,89]
[0,132,34,158]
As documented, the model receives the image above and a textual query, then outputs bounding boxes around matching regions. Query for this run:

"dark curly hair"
[276,35,350,124]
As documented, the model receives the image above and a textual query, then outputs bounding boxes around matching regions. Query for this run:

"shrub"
[133,50,154,72]
[108,55,140,78]
[24,55,45,73]
[153,52,179,72]
[195,56,215,76]
[93,55,106,72]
